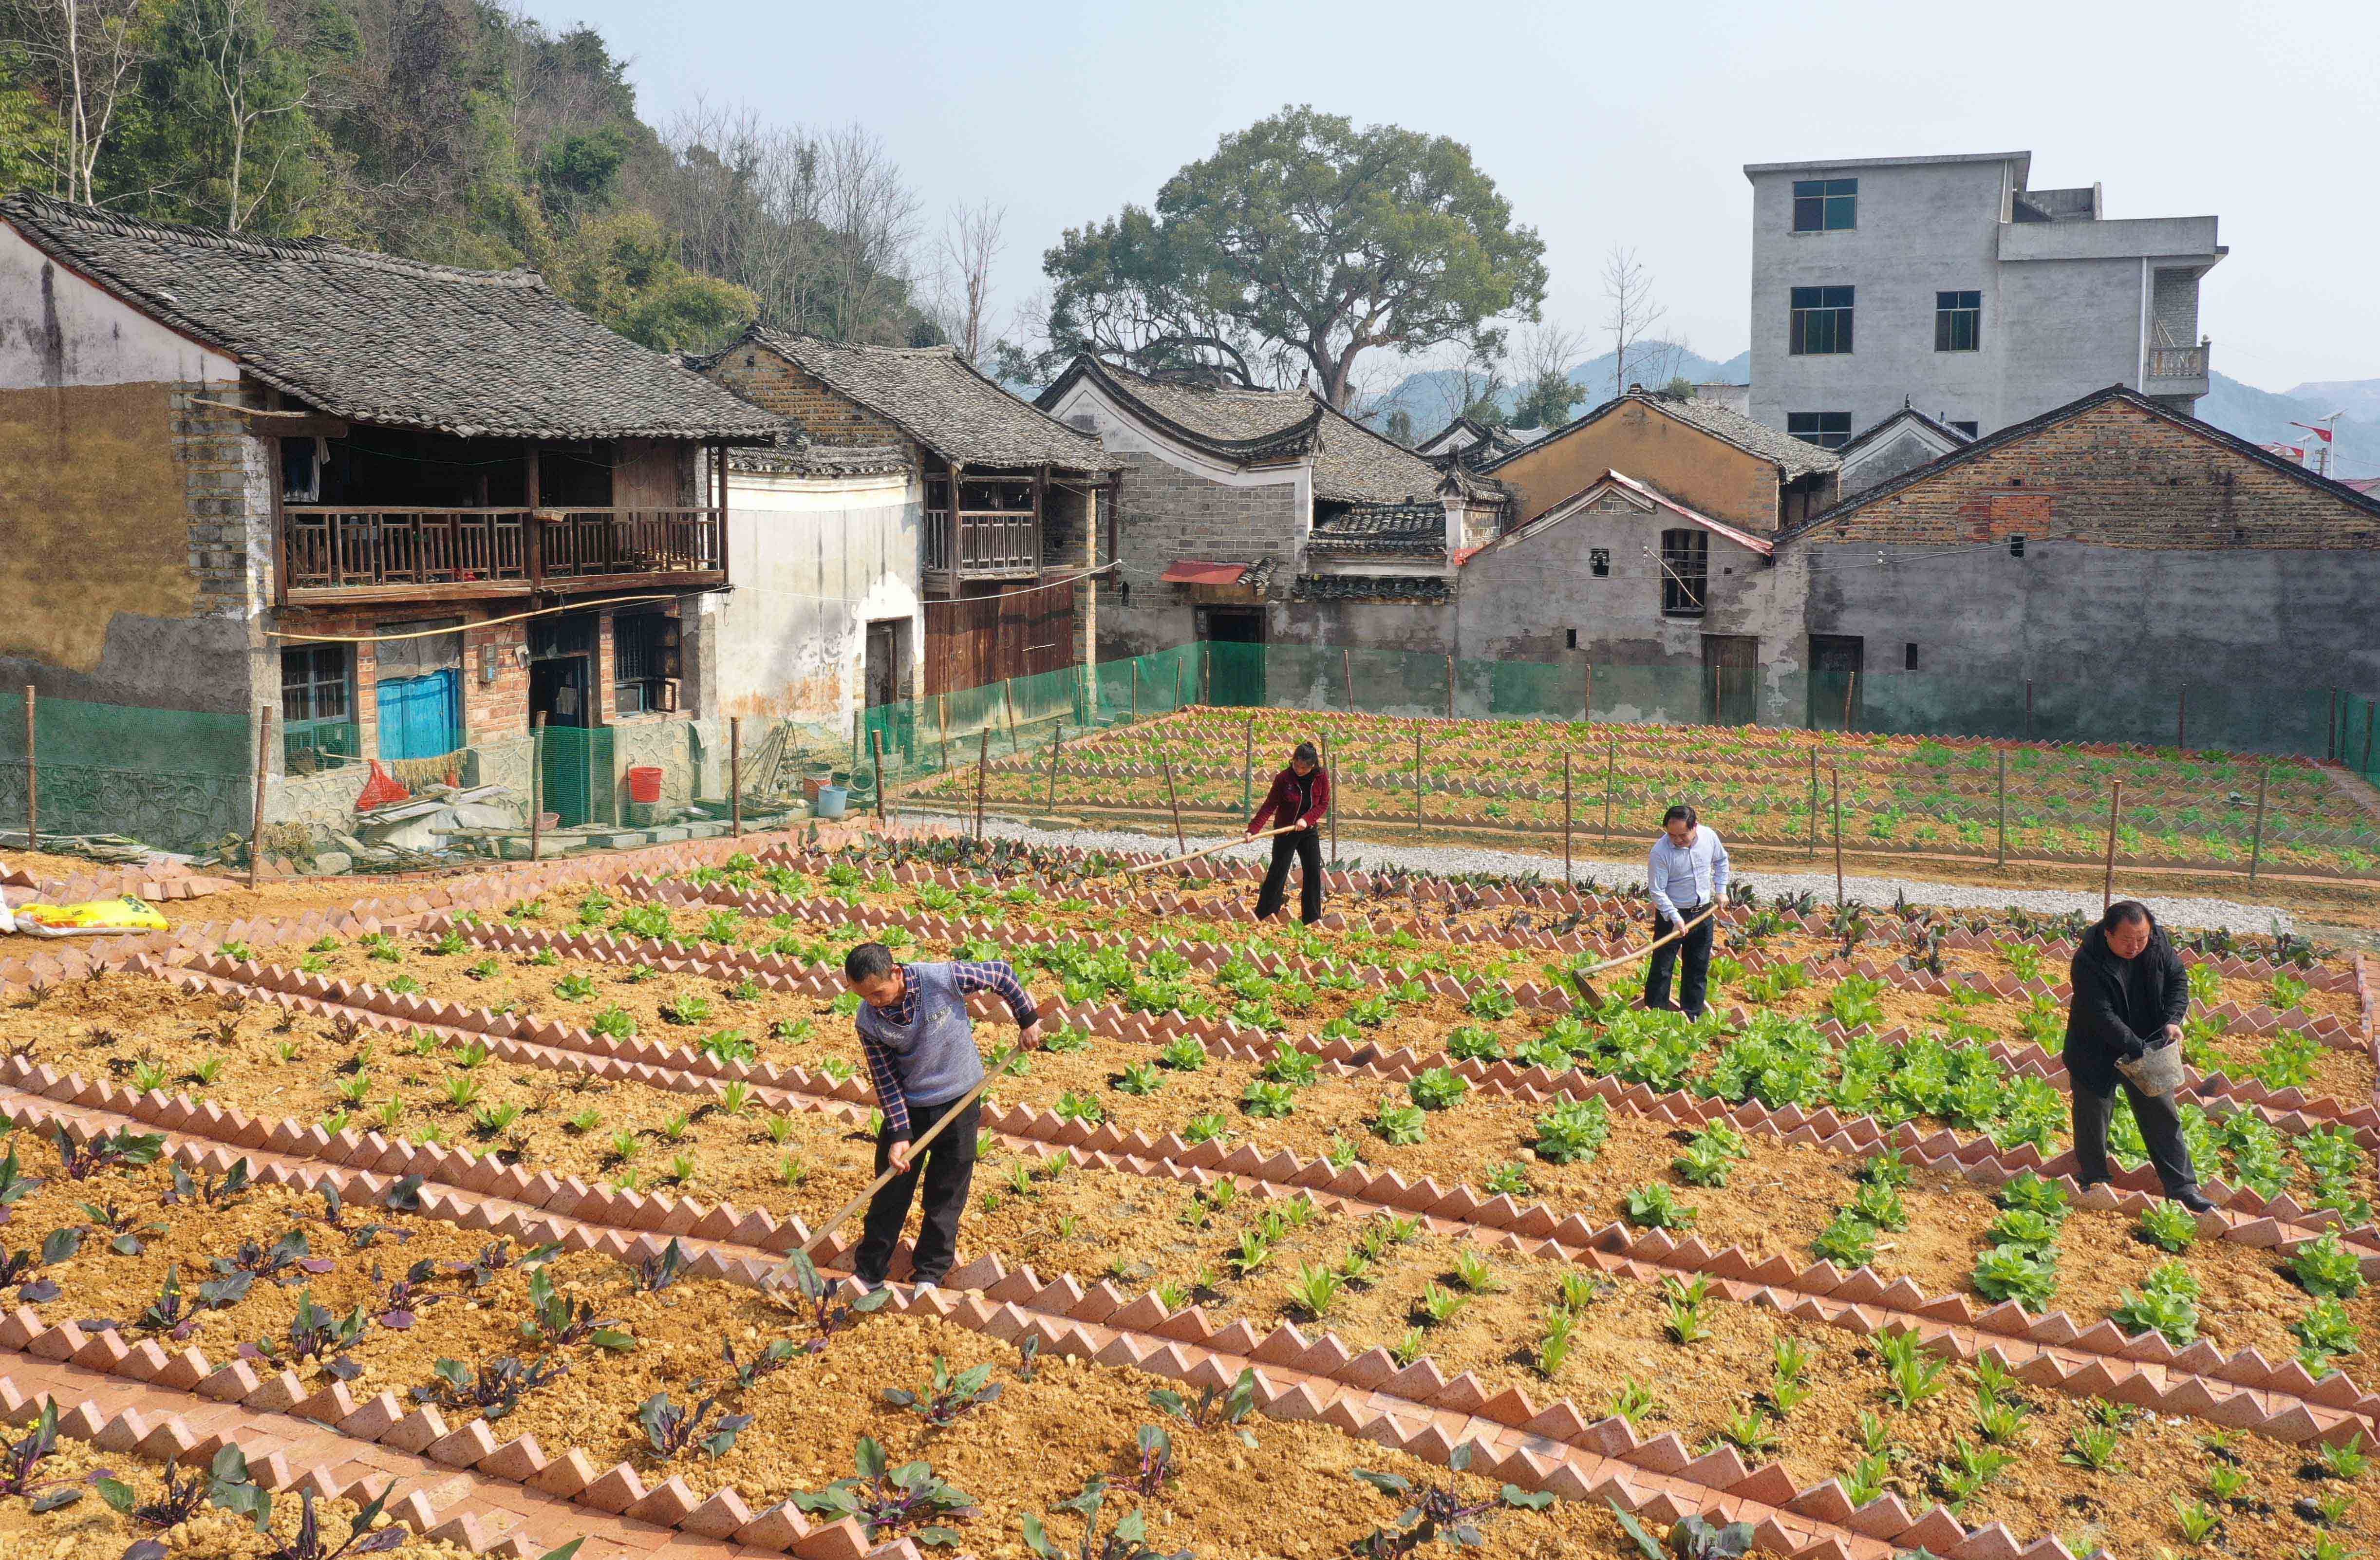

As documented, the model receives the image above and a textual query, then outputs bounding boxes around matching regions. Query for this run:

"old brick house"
[698,328,1113,698]
[1780,385,2380,744]
[0,192,780,837]
[1035,357,1490,659]
[1479,387,1840,531]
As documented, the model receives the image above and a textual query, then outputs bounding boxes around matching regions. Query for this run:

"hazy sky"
[523,0,2380,393]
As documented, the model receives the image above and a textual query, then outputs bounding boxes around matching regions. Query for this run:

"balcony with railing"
[2144,341,2211,397]
[280,507,726,602]
[923,506,1042,586]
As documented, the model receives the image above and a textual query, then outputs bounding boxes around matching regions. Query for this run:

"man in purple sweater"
[842,941,1042,1291]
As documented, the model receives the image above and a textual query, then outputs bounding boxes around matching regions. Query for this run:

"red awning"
[1160,560,1251,586]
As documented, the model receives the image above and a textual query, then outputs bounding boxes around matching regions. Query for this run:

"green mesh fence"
[0,692,252,850]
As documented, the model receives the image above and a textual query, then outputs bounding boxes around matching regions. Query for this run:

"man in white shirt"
[1645,804,1728,1018]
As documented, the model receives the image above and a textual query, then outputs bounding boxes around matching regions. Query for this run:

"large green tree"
[1039,105,1547,407]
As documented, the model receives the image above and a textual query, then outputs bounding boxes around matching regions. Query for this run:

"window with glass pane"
[1935,290,1981,352]
[1659,529,1707,618]
[1787,412,1853,450]
[1789,286,1854,355]
[280,645,356,767]
[1791,178,1857,232]
[613,613,675,715]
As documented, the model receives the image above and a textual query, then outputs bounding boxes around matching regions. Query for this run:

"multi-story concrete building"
[1743,151,2225,440]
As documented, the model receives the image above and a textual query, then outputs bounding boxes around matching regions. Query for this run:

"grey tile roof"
[0,192,783,441]
[1291,573,1450,603]
[737,327,1110,471]
[728,433,913,477]
[1486,390,1841,480]
[1040,356,1440,503]
[1308,501,1446,558]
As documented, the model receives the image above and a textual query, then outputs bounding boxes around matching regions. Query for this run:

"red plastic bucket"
[626,766,665,804]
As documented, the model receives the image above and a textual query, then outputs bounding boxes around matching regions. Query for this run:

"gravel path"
[891,808,2297,934]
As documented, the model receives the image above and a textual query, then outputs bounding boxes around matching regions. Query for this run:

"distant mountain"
[2196,372,2380,480]
[1367,341,1747,443]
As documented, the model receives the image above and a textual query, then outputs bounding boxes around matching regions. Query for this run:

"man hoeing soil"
[2064,900,2214,1212]
[841,942,1044,1290]
[1645,804,1727,1019]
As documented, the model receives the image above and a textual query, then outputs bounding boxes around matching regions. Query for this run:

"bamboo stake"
[1603,740,1615,843]
[730,717,742,839]
[1806,747,1818,859]
[1341,648,1354,712]
[21,685,34,855]
[1995,747,2007,869]
[869,729,888,822]
[1444,653,1454,719]
[1002,678,1018,750]
[2101,780,2122,911]
[1562,751,1573,886]
[936,695,949,773]
[1241,715,1255,812]
[1413,729,1423,826]
[2249,766,2269,882]
[1130,662,1139,723]
[528,713,545,866]
[973,731,989,841]
[1160,756,1186,853]
[1583,661,1593,726]
[247,704,271,889]
[1323,733,1337,868]
[1840,669,1857,733]
[1830,766,1843,906]
[1045,723,1065,814]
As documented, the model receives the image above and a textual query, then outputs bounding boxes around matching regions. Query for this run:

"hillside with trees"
[0,0,942,351]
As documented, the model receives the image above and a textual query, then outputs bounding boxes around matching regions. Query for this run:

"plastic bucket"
[2117,1038,2186,1098]
[814,785,848,820]
[626,766,665,804]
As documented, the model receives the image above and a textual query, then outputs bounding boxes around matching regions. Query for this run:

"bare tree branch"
[1600,245,1667,398]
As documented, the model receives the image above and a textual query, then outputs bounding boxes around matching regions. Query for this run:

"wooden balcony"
[924,507,1041,587]
[281,507,726,603]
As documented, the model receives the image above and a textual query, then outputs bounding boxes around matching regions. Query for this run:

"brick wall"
[1802,399,2380,549]
[699,348,914,450]
[1105,451,1302,658]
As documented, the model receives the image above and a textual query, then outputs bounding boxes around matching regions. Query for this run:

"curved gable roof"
[1,191,782,441]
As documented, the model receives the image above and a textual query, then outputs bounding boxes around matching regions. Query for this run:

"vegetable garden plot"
[0,835,2374,1560]
[919,707,2380,877]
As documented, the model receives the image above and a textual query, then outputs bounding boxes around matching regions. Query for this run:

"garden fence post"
[1444,653,1455,720]
[2248,767,2269,882]
[1201,642,1210,706]
[1995,747,2006,870]
[1046,724,1063,815]
[1174,659,1184,713]
[1562,751,1573,887]
[1841,669,1857,734]
[1130,662,1139,723]
[248,703,271,889]
[730,717,742,839]
[1806,746,1818,860]
[21,684,34,855]
[974,731,989,841]
[528,712,544,868]
[1242,715,1255,812]
[1603,739,1615,843]
[1342,647,1354,712]
[1583,660,1593,727]
[2101,780,2122,911]
[936,694,950,773]
[1413,728,1424,826]
[1161,755,1186,853]
[1002,678,1018,750]
[869,728,888,823]
[1324,732,1338,868]
[2177,684,2188,753]
[1830,766,1843,907]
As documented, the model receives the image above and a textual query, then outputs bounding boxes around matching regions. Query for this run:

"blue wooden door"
[377,670,461,760]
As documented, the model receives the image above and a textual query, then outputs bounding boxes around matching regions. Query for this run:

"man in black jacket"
[2064,900,2213,1211]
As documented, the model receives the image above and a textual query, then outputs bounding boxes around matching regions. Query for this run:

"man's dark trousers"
[2068,1072,2201,1201]
[852,1095,980,1285]
[1256,826,1324,923]
[1644,904,1714,1018]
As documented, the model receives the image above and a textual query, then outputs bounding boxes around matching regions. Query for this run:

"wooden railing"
[2147,344,2209,381]
[925,508,1041,580]
[281,507,725,597]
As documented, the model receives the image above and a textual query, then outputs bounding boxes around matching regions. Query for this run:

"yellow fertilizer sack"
[3,895,169,938]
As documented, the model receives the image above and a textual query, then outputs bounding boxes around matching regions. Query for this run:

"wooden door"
[1702,635,1759,726]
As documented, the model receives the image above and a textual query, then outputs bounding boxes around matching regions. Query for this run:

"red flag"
[2289,421,2335,441]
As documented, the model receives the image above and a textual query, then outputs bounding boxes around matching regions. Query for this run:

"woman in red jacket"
[1246,740,1331,923]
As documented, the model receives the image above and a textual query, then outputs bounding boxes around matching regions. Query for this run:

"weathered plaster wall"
[1486,400,1784,528]
[714,468,921,729]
